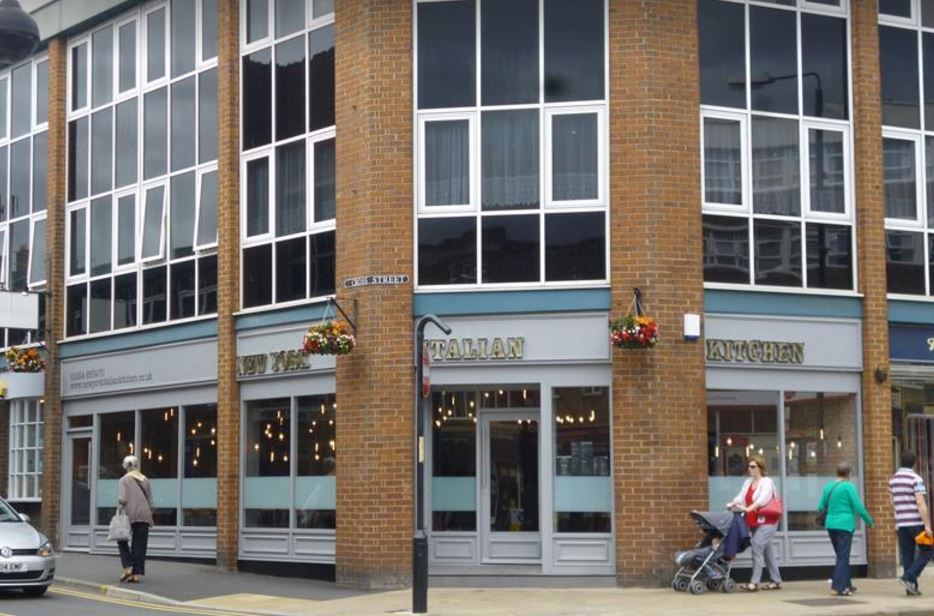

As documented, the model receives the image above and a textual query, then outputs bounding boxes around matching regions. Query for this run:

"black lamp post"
[0,0,38,70]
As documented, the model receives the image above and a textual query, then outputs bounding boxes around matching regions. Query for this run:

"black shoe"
[847,586,857,595]
[900,578,921,596]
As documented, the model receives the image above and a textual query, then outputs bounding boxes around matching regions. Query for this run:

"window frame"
[26,213,46,287]
[882,129,925,228]
[878,0,918,26]
[8,399,43,503]
[113,186,139,273]
[544,105,606,209]
[31,58,49,132]
[700,108,750,214]
[143,2,170,88]
[417,111,477,214]
[139,180,167,264]
[193,164,219,252]
[803,119,852,222]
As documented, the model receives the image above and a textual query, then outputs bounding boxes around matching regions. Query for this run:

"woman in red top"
[727,454,783,591]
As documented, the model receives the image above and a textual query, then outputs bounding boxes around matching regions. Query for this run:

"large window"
[240,0,335,309]
[699,0,854,291]
[65,0,218,337]
[8,399,43,501]
[415,0,608,288]
[879,1,934,296]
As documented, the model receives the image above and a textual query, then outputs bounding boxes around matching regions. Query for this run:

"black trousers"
[118,522,149,575]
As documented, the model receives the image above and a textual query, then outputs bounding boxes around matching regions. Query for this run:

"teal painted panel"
[243,476,289,508]
[889,300,934,324]
[431,477,476,512]
[235,304,329,331]
[295,476,336,510]
[148,478,179,507]
[553,476,611,513]
[181,478,217,509]
[60,320,217,359]
[705,290,862,318]
[414,289,611,317]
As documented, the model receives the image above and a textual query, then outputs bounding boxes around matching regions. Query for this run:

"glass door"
[64,431,92,549]
[480,410,541,563]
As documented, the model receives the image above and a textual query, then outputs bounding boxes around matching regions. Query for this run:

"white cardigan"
[727,476,776,511]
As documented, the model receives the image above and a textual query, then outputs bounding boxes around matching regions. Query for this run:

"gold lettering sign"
[706,339,804,365]
[427,337,525,362]
[237,350,310,376]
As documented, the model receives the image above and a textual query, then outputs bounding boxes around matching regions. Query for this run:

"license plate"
[0,562,24,573]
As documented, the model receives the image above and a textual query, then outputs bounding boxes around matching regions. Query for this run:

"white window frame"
[143,3,170,88]
[0,224,6,288]
[90,23,117,113]
[0,75,9,142]
[417,112,477,214]
[308,128,337,228]
[241,0,275,53]
[882,129,925,228]
[139,181,167,263]
[241,148,273,244]
[802,120,852,221]
[65,204,88,284]
[701,109,750,214]
[67,39,91,115]
[799,0,847,15]
[878,0,918,26]
[544,105,606,209]
[31,57,49,132]
[194,164,219,252]
[113,187,138,273]
[115,16,140,100]
[26,213,46,287]
[8,399,43,502]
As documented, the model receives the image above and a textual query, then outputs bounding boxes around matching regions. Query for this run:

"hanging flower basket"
[609,288,659,349]
[302,320,355,356]
[4,346,45,373]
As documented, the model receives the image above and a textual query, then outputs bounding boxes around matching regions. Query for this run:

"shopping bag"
[108,512,131,542]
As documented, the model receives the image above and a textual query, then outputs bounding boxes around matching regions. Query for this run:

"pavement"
[52,552,934,616]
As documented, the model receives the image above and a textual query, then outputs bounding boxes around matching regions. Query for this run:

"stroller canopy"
[690,511,734,536]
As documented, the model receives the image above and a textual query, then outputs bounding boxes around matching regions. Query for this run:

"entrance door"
[907,416,934,515]
[480,411,541,563]
[64,433,92,548]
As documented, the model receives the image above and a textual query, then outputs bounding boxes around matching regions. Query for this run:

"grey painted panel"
[292,534,335,557]
[64,385,215,415]
[240,531,290,555]
[64,530,90,549]
[706,367,860,393]
[240,374,335,400]
[553,538,611,564]
[178,531,217,553]
[237,324,336,378]
[486,535,541,561]
[431,536,478,563]
[431,364,610,387]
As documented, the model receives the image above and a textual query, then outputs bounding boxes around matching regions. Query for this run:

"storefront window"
[431,390,477,532]
[553,387,611,533]
[140,408,178,526]
[244,398,291,527]
[97,411,135,523]
[183,404,217,526]
[296,395,336,529]
[8,399,43,501]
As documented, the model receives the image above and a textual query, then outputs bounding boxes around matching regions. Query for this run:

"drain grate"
[783,598,866,607]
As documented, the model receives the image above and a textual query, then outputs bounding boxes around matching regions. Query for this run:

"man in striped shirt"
[889,450,933,596]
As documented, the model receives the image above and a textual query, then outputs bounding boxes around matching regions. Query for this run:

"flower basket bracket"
[327,297,358,335]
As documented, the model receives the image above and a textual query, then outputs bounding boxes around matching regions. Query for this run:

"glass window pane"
[927,137,934,228]
[481,0,538,106]
[244,399,290,528]
[425,120,470,207]
[198,255,217,314]
[243,244,272,307]
[314,138,335,222]
[0,146,6,220]
[10,138,28,218]
[754,219,802,287]
[66,283,87,336]
[247,0,269,44]
[704,118,742,206]
[29,218,45,284]
[142,265,167,323]
[114,272,137,329]
[888,230,925,295]
[202,0,217,60]
[481,214,539,283]
[183,404,217,526]
[90,196,112,276]
[552,113,598,202]
[116,98,138,188]
[199,69,217,163]
[276,0,304,38]
[147,8,166,82]
[752,116,800,216]
[10,63,30,138]
[197,171,217,246]
[880,26,920,129]
[544,0,604,103]
[171,0,197,78]
[809,129,845,214]
[313,0,333,18]
[276,237,306,302]
[35,60,48,124]
[117,194,135,266]
[418,217,476,285]
[144,87,168,179]
[308,25,335,131]
[0,229,5,279]
[140,407,178,525]
[785,393,858,531]
[246,157,269,236]
[417,0,476,109]
[482,109,539,211]
[68,117,89,202]
[750,6,797,114]
[91,108,113,195]
[884,137,917,220]
[703,215,749,284]
[171,259,196,319]
[925,0,934,27]
[806,223,852,291]
[170,172,196,259]
[32,132,47,212]
[924,33,934,130]
[72,43,88,111]
[296,395,336,529]
[309,231,335,296]
[545,212,605,282]
[98,411,135,482]
[243,49,272,150]
[118,21,136,92]
[70,208,86,276]
[142,186,166,259]
[9,220,28,291]
[880,0,913,18]
[276,36,305,141]
[802,14,847,120]
[430,389,476,532]
[89,278,111,333]
[171,77,196,171]
[0,79,6,139]
[92,26,113,108]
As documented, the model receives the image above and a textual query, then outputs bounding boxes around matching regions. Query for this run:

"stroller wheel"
[721,579,737,594]
[707,578,722,591]
[689,580,707,595]
[672,577,689,592]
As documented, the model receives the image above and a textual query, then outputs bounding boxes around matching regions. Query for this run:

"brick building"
[2,0,934,588]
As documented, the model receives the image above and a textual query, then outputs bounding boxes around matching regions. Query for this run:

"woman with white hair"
[117,455,154,583]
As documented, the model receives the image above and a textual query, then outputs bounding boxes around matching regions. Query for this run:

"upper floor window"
[415,0,608,288]
[879,0,934,296]
[65,0,218,338]
[699,0,855,292]
[240,0,335,310]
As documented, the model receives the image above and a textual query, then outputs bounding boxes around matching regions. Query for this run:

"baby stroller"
[671,511,749,595]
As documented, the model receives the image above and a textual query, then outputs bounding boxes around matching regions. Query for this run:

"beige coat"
[118,473,155,527]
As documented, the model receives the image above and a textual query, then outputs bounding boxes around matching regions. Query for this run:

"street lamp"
[0,0,38,69]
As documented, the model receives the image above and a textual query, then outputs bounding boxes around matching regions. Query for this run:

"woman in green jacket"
[818,462,874,597]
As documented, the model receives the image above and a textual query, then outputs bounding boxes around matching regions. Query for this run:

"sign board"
[0,291,39,330]
[890,324,934,363]
[421,341,430,398]
[343,274,410,288]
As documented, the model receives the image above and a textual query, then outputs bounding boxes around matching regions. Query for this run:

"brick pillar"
[609,0,708,585]
[215,0,241,571]
[333,1,414,589]
[40,37,67,547]
[851,0,896,578]
[0,400,8,498]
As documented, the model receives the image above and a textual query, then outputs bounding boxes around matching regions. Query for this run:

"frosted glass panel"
[149,478,178,507]
[181,478,217,508]
[708,476,783,511]
[96,479,118,507]
[554,476,611,513]
[431,476,476,512]
[785,475,844,511]
[244,476,288,508]
[295,476,335,510]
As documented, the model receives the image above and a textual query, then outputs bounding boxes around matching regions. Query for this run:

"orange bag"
[915,530,934,546]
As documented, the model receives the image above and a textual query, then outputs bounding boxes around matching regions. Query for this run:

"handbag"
[816,482,841,527]
[108,509,131,542]
[759,495,784,518]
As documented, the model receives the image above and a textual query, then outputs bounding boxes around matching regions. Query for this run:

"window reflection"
[244,399,291,528]
[296,395,336,529]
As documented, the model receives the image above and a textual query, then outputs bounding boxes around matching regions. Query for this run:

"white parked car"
[0,498,53,596]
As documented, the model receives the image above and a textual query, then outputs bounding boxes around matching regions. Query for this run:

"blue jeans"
[828,529,853,593]
[899,525,934,585]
